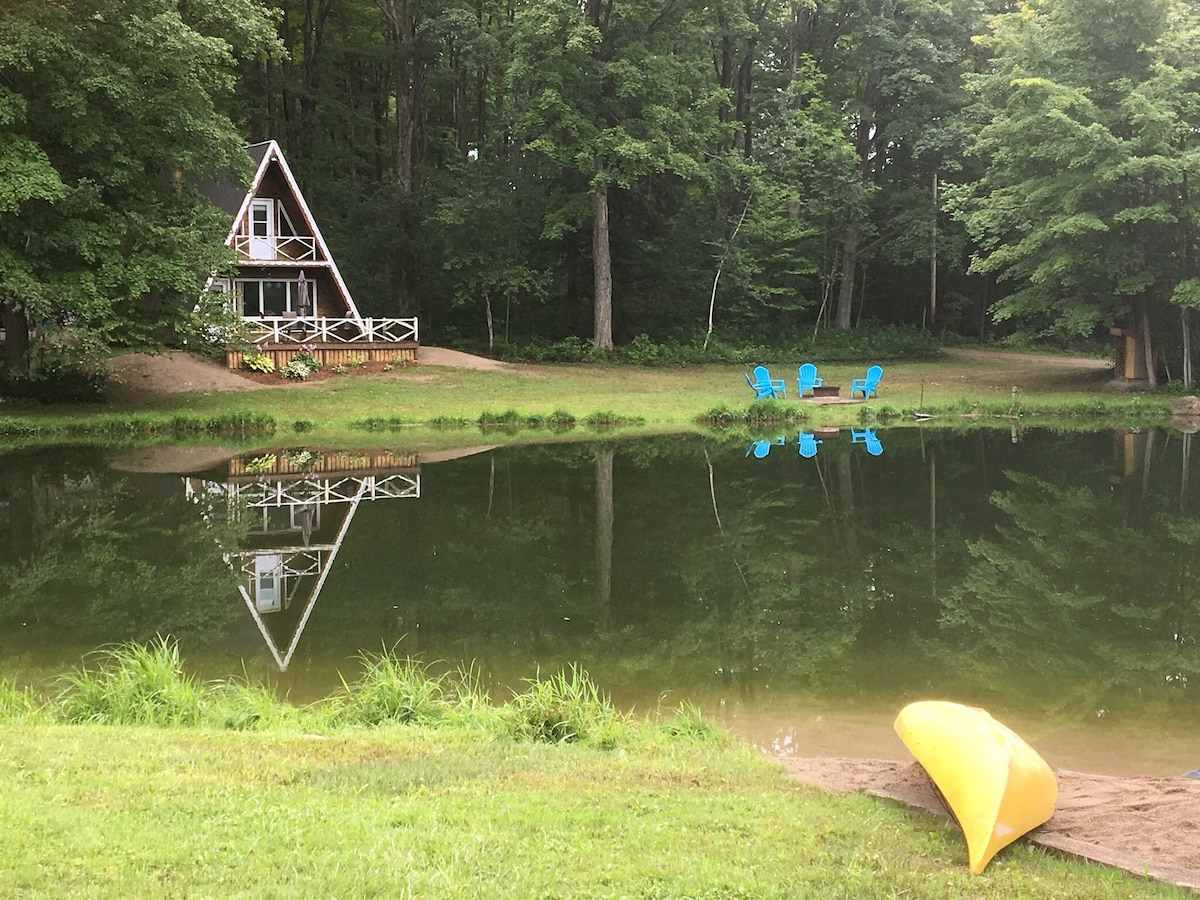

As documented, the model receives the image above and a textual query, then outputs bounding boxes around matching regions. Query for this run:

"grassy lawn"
[0,350,1169,446]
[0,724,1186,899]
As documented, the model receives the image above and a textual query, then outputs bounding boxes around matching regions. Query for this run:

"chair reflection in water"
[851,428,884,456]
[746,436,788,458]
[798,431,822,458]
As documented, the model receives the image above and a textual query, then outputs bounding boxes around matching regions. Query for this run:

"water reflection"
[0,429,1197,773]
[184,449,421,670]
[748,427,883,460]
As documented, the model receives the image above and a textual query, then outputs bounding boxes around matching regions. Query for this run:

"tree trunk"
[592,177,614,350]
[1183,307,1192,390]
[378,0,421,193]
[594,448,613,633]
[836,222,858,329]
[2,294,31,384]
[1139,301,1157,387]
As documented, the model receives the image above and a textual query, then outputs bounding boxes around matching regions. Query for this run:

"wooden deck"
[225,315,418,369]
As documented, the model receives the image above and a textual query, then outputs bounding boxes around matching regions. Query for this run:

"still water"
[1,428,1197,775]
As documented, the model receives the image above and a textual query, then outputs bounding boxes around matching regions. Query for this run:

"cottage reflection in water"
[185,449,420,670]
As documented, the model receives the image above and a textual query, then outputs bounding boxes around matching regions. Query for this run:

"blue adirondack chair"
[745,435,787,458]
[796,362,823,397]
[850,365,883,399]
[745,365,786,399]
[798,431,822,459]
[851,428,884,456]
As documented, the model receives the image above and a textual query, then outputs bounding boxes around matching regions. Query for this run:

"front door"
[248,199,275,259]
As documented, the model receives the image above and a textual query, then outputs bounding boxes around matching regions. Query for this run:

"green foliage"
[178,293,253,359]
[281,351,321,380]
[497,328,941,367]
[0,0,279,375]
[1,328,110,403]
[951,0,1200,374]
[698,402,810,428]
[206,679,297,732]
[280,359,310,380]
[583,411,644,428]
[242,351,275,374]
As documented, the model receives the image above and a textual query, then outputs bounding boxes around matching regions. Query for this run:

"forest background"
[5,0,1200,393]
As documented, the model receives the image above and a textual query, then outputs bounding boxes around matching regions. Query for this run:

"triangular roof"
[201,140,362,321]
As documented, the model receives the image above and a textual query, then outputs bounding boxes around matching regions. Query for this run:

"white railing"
[236,549,329,581]
[233,234,318,261]
[244,316,418,344]
[236,474,420,508]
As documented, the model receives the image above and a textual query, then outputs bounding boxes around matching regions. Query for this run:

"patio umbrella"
[297,270,310,316]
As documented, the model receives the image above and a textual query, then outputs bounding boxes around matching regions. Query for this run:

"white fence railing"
[234,235,318,261]
[236,475,421,508]
[244,316,419,345]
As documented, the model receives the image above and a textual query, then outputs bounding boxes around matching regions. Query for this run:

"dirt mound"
[106,351,260,401]
[104,346,507,405]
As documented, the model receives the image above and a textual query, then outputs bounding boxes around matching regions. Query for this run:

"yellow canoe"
[894,700,1057,874]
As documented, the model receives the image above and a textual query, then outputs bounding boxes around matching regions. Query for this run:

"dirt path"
[942,347,1111,369]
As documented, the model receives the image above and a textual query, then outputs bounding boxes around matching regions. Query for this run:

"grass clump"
[327,652,457,728]
[427,414,472,428]
[0,678,38,722]
[656,700,731,744]
[478,409,524,431]
[583,410,644,429]
[56,637,206,726]
[508,665,630,747]
[699,401,811,428]
[347,416,416,431]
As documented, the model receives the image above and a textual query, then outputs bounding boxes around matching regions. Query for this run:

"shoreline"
[782,755,1200,891]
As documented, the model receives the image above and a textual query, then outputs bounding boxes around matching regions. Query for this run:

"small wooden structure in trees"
[201,140,418,370]
[1109,321,1153,382]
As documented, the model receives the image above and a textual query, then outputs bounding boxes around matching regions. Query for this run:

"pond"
[1,427,1196,776]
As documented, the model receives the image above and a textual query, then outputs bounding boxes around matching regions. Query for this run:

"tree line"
[4,0,1200,386]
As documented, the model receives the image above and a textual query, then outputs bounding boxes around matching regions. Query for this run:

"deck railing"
[244,316,418,345]
[233,235,318,261]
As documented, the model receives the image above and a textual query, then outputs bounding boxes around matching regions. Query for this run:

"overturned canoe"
[894,700,1057,875]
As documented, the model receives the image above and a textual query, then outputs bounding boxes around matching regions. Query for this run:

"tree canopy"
[0,0,278,390]
[8,0,1200,382]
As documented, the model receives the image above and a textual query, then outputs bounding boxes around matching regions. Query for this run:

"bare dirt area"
[784,757,1200,891]
[942,346,1118,393]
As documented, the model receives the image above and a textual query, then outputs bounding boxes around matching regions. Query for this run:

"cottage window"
[237,278,313,316]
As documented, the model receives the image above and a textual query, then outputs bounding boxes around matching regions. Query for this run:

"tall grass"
[42,639,722,752]
[56,637,207,726]
[327,651,456,727]
[508,665,630,746]
[0,679,38,722]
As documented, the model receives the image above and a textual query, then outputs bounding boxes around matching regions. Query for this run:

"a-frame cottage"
[201,140,418,370]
